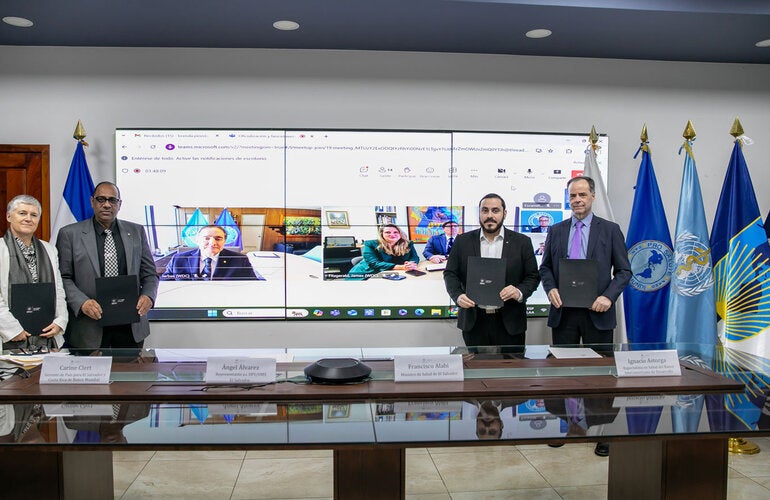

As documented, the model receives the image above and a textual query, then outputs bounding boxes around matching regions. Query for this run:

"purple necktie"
[569,220,584,259]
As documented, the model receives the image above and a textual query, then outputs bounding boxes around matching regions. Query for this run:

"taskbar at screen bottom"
[148,305,550,320]
[148,306,458,320]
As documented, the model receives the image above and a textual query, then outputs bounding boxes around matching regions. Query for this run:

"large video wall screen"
[115,129,608,321]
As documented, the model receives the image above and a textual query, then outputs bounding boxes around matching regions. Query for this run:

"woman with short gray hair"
[0,195,68,351]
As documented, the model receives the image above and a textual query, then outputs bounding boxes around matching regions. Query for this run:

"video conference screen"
[115,129,608,321]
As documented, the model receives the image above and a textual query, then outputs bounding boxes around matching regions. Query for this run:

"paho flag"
[50,141,95,245]
[214,208,243,250]
[180,209,209,247]
[711,140,770,358]
[666,139,718,359]
[624,145,674,344]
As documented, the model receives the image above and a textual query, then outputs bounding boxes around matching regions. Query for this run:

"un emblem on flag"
[628,240,675,292]
[222,225,239,245]
[672,232,713,297]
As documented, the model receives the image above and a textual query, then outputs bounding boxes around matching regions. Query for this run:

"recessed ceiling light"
[756,39,770,48]
[525,28,552,39]
[273,20,299,31]
[2,16,33,28]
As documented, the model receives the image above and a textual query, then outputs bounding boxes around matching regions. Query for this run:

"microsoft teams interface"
[115,129,608,321]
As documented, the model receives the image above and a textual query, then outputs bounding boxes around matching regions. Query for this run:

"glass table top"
[1,343,768,447]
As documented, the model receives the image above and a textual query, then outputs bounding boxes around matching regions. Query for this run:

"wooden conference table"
[0,344,765,500]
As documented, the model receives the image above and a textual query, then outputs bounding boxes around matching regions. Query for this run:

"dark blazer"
[56,218,159,347]
[530,226,548,233]
[423,233,451,259]
[160,248,261,281]
[444,228,540,336]
[539,215,631,330]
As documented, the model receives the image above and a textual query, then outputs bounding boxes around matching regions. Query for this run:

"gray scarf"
[4,231,55,294]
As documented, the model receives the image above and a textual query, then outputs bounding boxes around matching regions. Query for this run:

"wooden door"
[0,145,51,240]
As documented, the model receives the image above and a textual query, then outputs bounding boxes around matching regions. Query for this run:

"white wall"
[2,46,769,347]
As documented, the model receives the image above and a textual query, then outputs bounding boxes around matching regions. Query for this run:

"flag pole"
[50,120,96,245]
[725,116,761,456]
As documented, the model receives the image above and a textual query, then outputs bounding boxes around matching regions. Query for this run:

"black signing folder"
[10,282,55,335]
[558,258,599,308]
[96,275,140,326]
[466,256,506,308]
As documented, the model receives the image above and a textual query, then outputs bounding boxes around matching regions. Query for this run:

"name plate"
[42,403,114,417]
[393,354,463,382]
[205,357,276,384]
[40,356,112,384]
[208,403,278,416]
[612,395,680,408]
[393,401,463,413]
[614,350,682,377]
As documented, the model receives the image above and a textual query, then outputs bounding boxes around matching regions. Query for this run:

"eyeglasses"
[93,196,121,205]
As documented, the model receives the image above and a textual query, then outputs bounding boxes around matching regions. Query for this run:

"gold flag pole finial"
[589,125,600,152]
[730,117,744,139]
[640,123,650,153]
[589,125,598,145]
[73,120,89,147]
[683,120,696,141]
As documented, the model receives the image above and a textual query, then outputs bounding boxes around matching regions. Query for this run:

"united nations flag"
[180,208,210,247]
[214,208,243,250]
[665,133,718,359]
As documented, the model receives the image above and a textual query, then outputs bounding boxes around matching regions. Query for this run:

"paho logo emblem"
[628,240,675,292]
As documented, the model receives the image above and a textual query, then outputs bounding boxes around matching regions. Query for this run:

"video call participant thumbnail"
[161,225,263,281]
[423,220,460,263]
[530,215,551,233]
[347,224,419,279]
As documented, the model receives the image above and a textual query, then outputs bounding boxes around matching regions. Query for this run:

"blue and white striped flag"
[50,141,95,245]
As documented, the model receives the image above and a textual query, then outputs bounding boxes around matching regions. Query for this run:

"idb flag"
[666,138,717,361]
[711,140,770,358]
[214,208,243,250]
[180,209,209,247]
[624,145,673,344]
[51,141,95,244]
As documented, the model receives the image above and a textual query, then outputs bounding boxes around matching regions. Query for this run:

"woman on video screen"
[347,224,419,279]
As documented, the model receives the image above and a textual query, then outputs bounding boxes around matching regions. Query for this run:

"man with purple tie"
[539,176,630,458]
[539,176,631,346]
[423,220,460,263]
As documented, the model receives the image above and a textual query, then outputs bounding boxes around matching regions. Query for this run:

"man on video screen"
[161,225,262,281]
